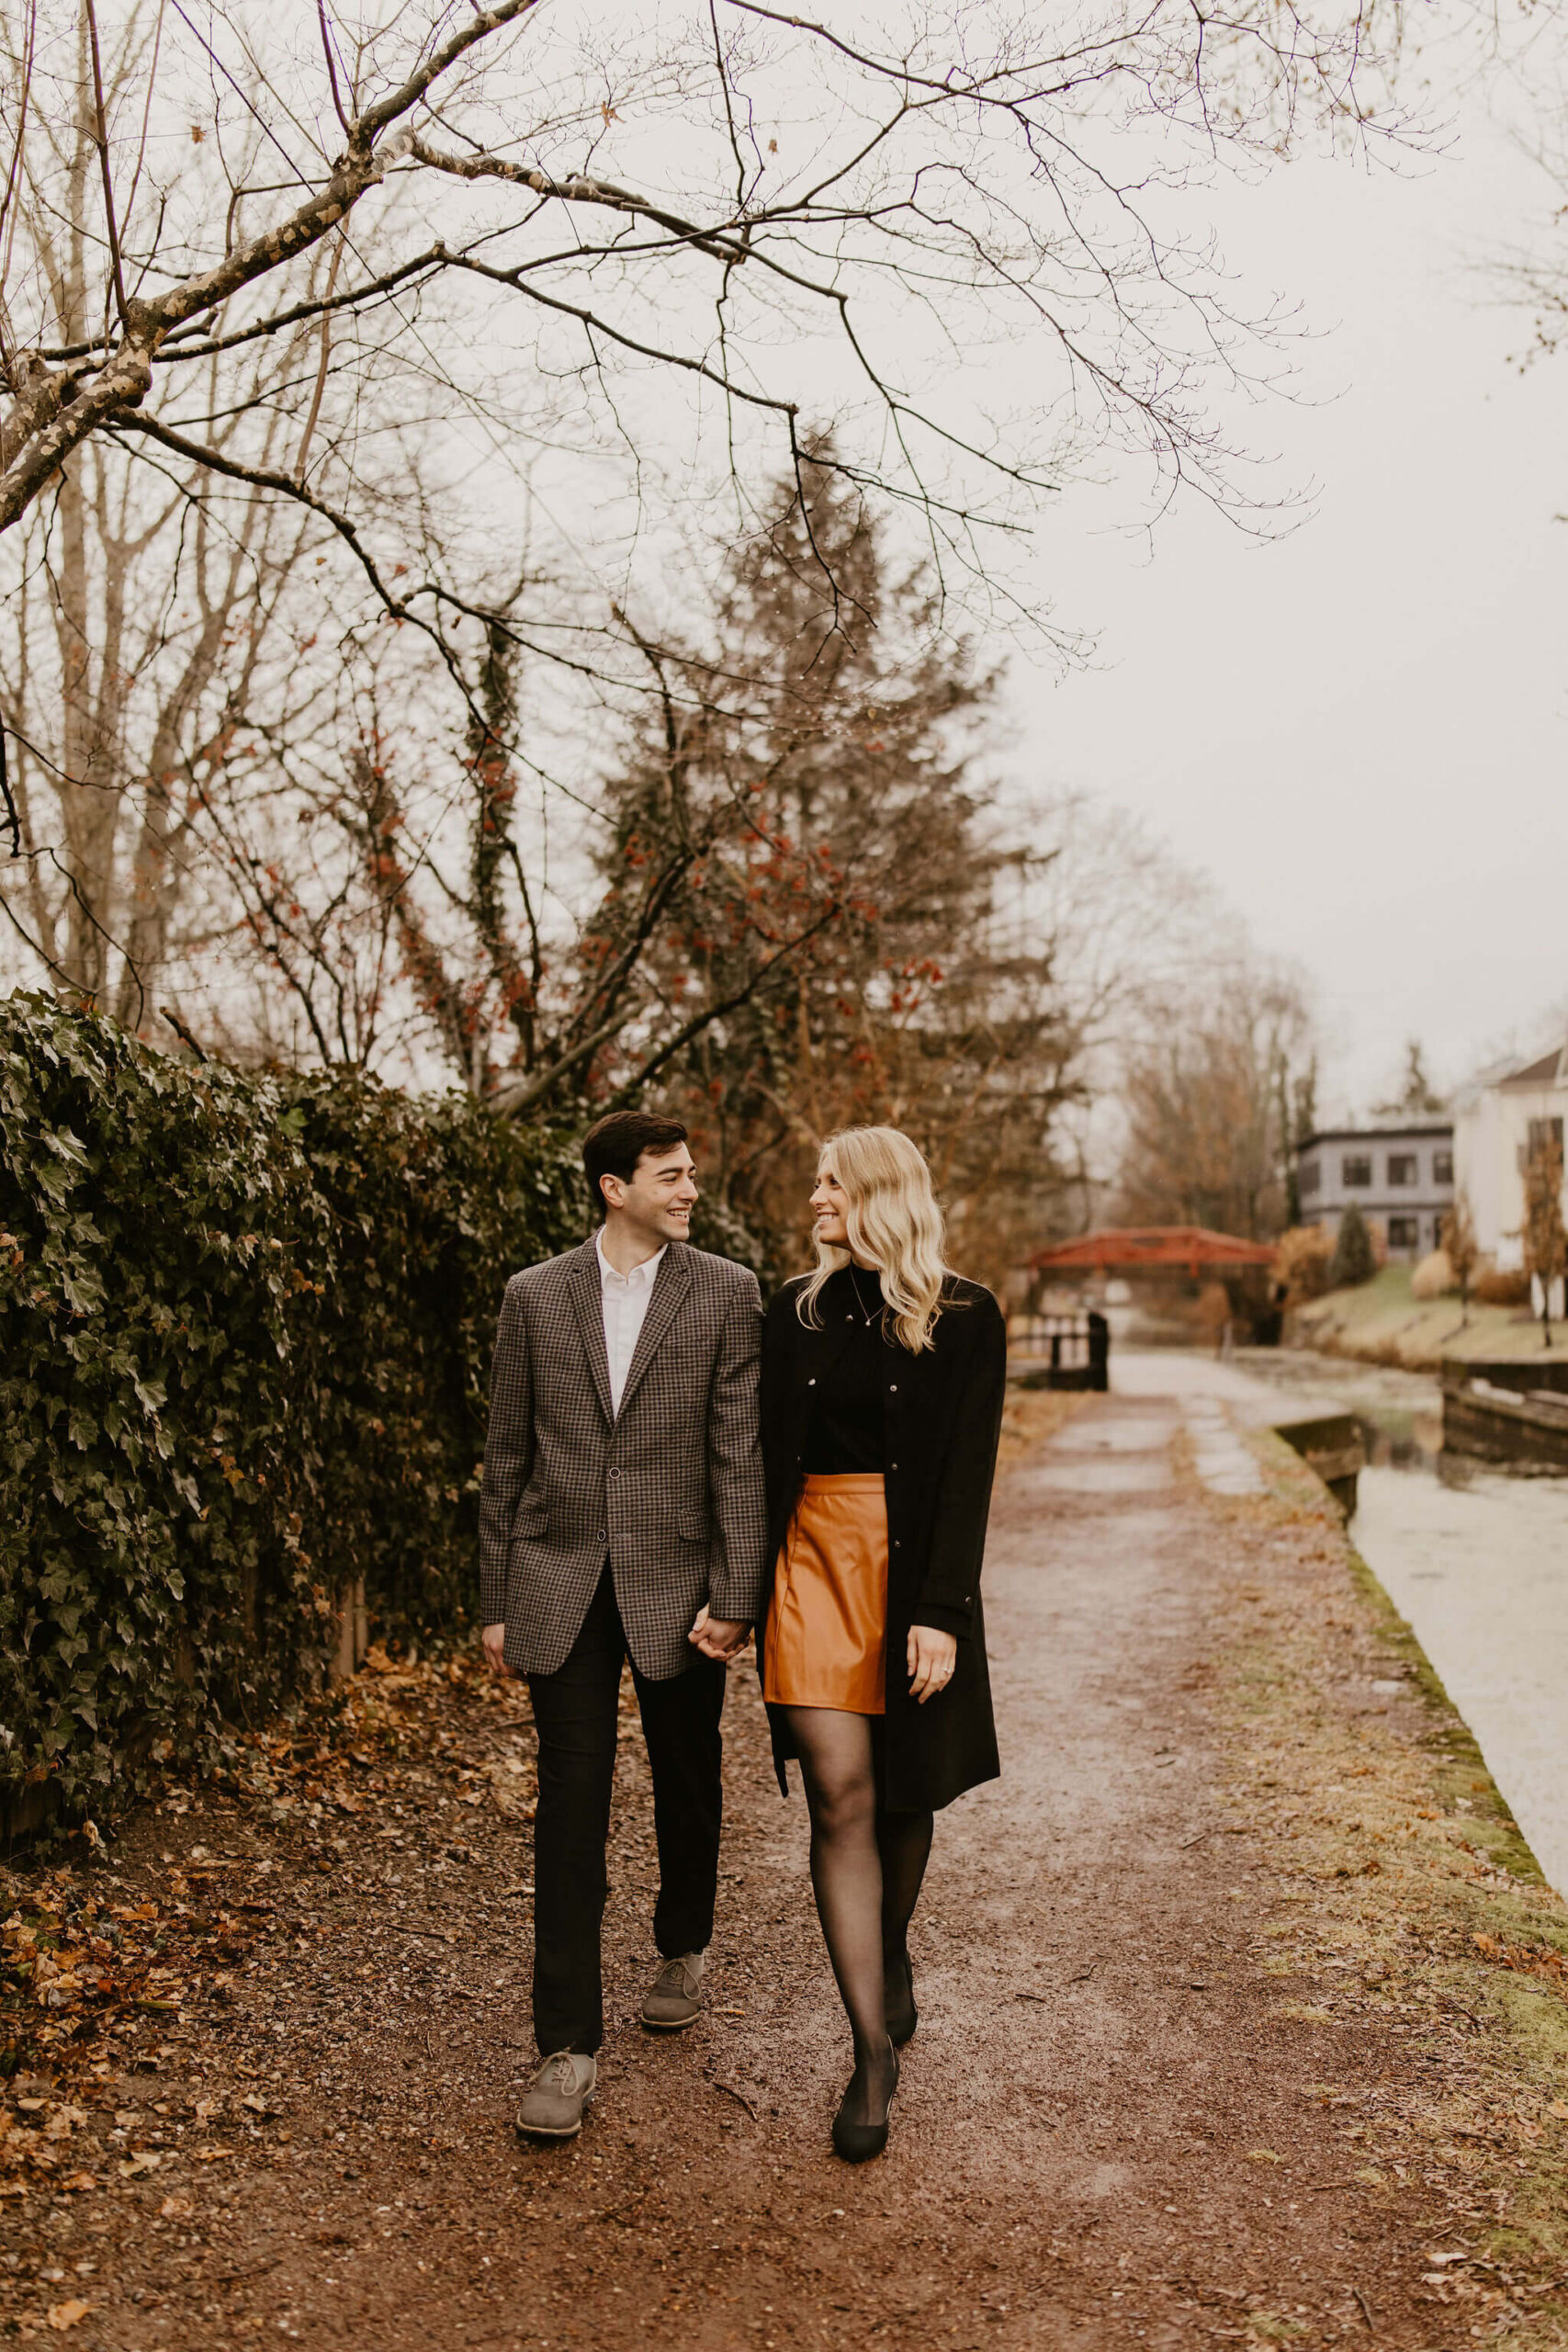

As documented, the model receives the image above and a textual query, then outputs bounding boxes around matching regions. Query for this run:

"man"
[479,1110,766,2140]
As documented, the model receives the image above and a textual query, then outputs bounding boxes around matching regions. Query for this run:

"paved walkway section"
[1355,1464,1568,1899]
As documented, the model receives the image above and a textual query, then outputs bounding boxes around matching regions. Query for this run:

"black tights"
[784,1706,933,2122]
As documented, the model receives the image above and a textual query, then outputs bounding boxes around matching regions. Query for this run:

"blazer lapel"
[615,1246,694,1419]
[565,1238,615,1428]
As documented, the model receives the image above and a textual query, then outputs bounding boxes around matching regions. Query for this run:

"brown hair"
[581,1110,690,1211]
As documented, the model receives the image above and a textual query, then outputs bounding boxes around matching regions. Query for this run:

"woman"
[759,1126,1007,2162]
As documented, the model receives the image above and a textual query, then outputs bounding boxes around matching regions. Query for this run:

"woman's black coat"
[757,1273,1007,1814]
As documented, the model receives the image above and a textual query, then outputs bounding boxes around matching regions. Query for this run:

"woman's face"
[810,1161,852,1249]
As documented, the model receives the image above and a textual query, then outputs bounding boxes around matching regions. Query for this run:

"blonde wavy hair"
[797,1125,953,1353]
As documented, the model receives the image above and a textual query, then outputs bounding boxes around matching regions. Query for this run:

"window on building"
[1433,1149,1453,1185]
[1387,1215,1420,1250]
[1517,1117,1565,1174]
[1342,1154,1371,1187]
[1299,1160,1320,1195]
[1387,1153,1416,1186]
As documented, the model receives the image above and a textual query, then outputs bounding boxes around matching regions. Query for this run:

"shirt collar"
[596,1227,668,1291]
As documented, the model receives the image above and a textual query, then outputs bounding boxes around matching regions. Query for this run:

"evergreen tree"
[1375,1040,1445,1116]
[588,459,1080,1283]
[1329,1200,1377,1288]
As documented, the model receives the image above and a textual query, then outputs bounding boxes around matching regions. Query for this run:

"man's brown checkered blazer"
[478,1237,768,1679]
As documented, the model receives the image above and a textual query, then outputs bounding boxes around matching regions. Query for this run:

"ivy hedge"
[0,995,584,1836]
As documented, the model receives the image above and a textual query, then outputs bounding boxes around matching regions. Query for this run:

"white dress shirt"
[597,1227,667,1417]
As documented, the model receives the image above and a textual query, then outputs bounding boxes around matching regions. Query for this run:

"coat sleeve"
[478,1276,534,1627]
[759,1283,799,1528]
[912,1292,1007,1640]
[705,1268,768,1624]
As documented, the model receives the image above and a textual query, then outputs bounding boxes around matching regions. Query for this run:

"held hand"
[907,1623,957,1703]
[689,1606,750,1661]
[481,1621,513,1679]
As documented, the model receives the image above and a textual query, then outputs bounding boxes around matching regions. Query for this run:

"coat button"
[597,1530,607,1544]
[608,1467,621,1479]
[889,1461,898,1470]
[888,1384,897,1393]
[807,1377,816,1386]
[894,1539,902,1549]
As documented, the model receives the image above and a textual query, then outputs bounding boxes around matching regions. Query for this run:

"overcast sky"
[998,66,1568,1123]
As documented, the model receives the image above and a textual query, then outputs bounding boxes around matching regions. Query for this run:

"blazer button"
[888,1383,897,1393]
[608,1467,621,1479]
[894,1539,902,1548]
[889,1460,898,1470]
[597,1530,607,1544]
[807,1377,816,1386]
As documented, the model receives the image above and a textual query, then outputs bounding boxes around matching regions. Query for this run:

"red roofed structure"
[1027,1226,1277,1279]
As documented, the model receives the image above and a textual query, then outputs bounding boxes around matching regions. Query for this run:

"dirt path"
[6,1395,1568,2349]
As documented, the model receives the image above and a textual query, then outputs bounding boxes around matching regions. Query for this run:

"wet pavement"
[1351,1469,1568,1900]
[1110,1349,1568,1902]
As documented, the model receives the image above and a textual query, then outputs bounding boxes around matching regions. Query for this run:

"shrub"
[0,995,582,1835]
[1328,1201,1377,1287]
[1473,1265,1531,1308]
[1273,1224,1335,1306]
[1411,1249,1454,1302]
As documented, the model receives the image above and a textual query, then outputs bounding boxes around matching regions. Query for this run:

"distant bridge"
[1027,1225,1277,1279]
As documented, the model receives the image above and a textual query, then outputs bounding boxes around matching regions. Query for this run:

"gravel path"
[2,1396,1538,2348]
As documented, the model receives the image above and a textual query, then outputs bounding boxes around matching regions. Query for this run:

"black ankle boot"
[831,2046,899,2164]
[885,1949,918,2047]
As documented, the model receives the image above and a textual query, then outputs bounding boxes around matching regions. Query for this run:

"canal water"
[1112,1349,1568,1901]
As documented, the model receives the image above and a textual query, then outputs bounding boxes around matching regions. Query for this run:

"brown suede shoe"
[640,1951,705,2031]
[515,2051,596,2139]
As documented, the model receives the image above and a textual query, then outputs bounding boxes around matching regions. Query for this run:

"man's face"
[604,1143,698,1242]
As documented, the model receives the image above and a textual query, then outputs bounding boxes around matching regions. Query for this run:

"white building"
[1294,1120,1453,1260]
[1452,1042,1568,1270]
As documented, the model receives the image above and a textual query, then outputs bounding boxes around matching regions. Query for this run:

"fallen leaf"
[1247,2148,1282,2165]
[159,2193,194,2218]
[47,2301,93,2332]
[118,2151,162,2177]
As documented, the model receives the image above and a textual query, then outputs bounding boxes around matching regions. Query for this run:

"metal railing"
[1007,1311,1110,1392]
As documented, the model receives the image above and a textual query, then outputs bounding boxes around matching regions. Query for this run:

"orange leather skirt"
[762,1473,887,1715]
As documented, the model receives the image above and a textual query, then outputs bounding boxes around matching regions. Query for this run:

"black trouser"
[526,1570,727,2057]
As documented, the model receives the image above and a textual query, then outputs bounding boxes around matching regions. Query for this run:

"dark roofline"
[1499,1047,1568,1088]
[1296,1124,1453,1149]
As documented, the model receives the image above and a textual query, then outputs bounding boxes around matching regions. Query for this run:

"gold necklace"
[847,1265,883,1327]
